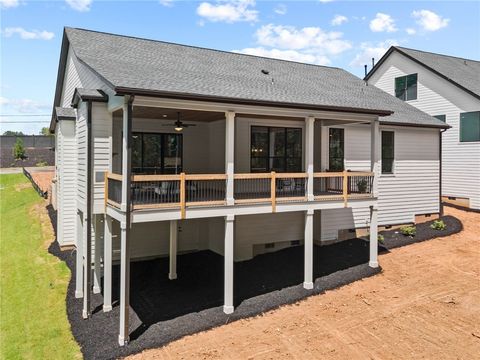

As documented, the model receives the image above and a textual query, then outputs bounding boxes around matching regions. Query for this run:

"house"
[50,28,448,346]
[365,46,480,210]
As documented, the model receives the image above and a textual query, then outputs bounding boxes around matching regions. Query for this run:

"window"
[329,128,344,171]
[250,126,302,172]
[395,73,417,101]
[381,131,394,174]
[434,114,446,122]
[131,132,182,174]
[460,111,480,142]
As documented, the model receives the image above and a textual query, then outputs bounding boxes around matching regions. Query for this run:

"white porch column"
[93,215,102,294]
[369,119,380,268]
[82,212,91,319]
[118,221,131,345]
[369,206,379,268]
[75,211,84,298]
[225,111,235,206]
[224,214,235,314]
[103,215,113,312]
[303,209,314,289]
[119,96,133,346]
[169,220,178,280]
[305,116,315,201]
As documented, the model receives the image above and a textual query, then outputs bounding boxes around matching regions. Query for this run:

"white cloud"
[255,24,351,55]
[233,23,351,66]
[65,0,92,12]
[0,97,50,113]
[369,13,397,32]
[0,0,19,9]
[350,39,399,68]
[197,0,258,23]
[159,0,174,7]
[274,4,287,15]
[318,0,334,3]
[331,15,348,26]
[406,27,416,35]
[2,27,54,40]
[233,47,330,65]
[412,10,449,31]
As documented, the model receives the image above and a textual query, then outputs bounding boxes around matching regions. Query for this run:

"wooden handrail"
[185,174,228,180]
[107,172,123,181]
[132,174,181,181]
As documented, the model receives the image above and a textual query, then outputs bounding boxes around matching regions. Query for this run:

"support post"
[303,209,314,289]
[225,111,235,206]
[103,215,112,312]
[75,211,84,298]
[93,215,101,294]
[118,96,133,346]
[169,220,178,280]
[224,214,235,314]
[305,116,315,201]
[369,206,379,268]
[82,212,91,319]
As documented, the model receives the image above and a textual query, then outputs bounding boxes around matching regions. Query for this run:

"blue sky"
[1,0,479,134]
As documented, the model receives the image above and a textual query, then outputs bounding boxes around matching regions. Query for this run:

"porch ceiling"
[132,106,225,122]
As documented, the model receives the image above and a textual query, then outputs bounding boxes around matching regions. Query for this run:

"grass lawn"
[0,174,81,359]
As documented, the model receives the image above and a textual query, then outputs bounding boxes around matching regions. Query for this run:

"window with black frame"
[131,132,182,174]
[381,131,395,174]
[250,126,302,172]
[328,128,344,171]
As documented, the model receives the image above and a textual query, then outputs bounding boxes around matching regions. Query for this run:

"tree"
[39,127,51,136]
[13,138,26,160]
[3,130,24,136]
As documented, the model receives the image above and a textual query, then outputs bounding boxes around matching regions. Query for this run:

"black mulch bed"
[379,215,463,251]
[46,204,462,360]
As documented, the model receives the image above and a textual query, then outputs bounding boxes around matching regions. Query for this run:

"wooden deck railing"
[105,171,374,218]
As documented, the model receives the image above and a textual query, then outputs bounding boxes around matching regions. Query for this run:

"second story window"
[250,126,302,173]
[460,111,480,142]
[395,73,417,101]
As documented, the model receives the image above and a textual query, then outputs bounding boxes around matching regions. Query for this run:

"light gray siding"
[368,51,480,209]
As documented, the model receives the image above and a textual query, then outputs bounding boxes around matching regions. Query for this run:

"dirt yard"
[130,206,480,360]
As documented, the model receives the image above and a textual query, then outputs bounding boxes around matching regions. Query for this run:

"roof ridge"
[395,46,480,64]
[65,27,344,71]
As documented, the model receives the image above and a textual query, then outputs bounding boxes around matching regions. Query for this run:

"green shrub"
[378,234,385,244]
[430,219,446,231]
[36,161,48,167]
[12,138,26,160]
[357,179,368,193]
[400,225,416,237]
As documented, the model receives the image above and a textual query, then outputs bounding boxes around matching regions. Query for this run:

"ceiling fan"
[162,112,196,132]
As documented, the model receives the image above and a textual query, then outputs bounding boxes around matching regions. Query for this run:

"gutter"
[379,120,450,130]
[439,128,448,216]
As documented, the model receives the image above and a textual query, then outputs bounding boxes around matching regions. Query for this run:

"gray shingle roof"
[64,27,447,128]
[395,47,480,98]
[54,107,76,120]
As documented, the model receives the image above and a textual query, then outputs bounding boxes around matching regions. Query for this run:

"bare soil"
[129,207,480,360]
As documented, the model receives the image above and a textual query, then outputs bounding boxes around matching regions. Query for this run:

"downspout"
[85,100,93,317]
[439,128,447,216]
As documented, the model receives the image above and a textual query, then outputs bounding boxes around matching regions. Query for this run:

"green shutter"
[395,76,406,100]
[460,112,480,142]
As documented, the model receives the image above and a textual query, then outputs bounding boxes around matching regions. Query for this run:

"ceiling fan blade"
[162,123,175,126]
[182,123,197,127]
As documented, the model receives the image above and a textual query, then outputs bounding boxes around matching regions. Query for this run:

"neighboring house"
[365,46,480,210]
[50,28,447,345]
